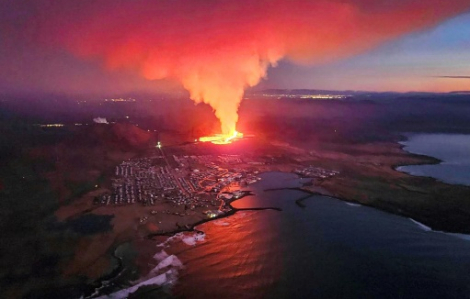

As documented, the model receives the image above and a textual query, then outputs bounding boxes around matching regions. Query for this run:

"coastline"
[266,184,470,240]
[49,136,470,298]
[392,134,442,176]
[138,133,467,242]
[309,139,470,235]
[394,134,470,188]
[86,189,283,297]
[145,190,282,238]
[409,218,470,241]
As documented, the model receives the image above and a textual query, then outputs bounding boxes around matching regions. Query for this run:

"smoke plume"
[25,0,470,134]
[93,117,109,124]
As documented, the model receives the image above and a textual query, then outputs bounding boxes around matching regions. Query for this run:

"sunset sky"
[262,13,470,92]
[1,0,469,97]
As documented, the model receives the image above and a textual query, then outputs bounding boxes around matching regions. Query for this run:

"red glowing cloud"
[28,0,470,134]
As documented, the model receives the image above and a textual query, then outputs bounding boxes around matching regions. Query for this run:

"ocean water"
[397,134,470,186]
[160,172,470,299]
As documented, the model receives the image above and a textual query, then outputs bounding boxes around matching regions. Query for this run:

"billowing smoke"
[93,117,109,124]
[26,0,470,134]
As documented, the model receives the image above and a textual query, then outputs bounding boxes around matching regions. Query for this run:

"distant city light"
[103,98,136,102]
[37,123,64,128]
[260,93,348,100]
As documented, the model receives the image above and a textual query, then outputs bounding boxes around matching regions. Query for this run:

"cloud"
[436,76,470,79]
[3,0,470,133]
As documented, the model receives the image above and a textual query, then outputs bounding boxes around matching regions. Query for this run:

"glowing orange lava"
[199,131,244,145]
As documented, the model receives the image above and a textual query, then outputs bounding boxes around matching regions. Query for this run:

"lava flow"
[199,131,244,145]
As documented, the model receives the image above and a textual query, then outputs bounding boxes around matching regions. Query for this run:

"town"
[92,147,341,223]
[93,151,262,219]
[294,165,339,179]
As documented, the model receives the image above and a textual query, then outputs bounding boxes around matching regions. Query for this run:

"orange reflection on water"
[171,209,282,299]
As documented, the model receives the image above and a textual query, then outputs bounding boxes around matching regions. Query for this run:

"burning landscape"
[199,131,244,145]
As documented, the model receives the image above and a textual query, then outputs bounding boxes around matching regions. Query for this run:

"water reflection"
[165,172,470,298]
[173,211,282,299]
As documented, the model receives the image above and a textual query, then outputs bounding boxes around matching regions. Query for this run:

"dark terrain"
[1,90,470,297]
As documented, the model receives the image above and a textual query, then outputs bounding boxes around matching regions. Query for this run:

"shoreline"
[409,217,470,241]
[146,191,282,238]
[87,190,282,297]
[266,184,470,240]
[392,133,443,170]
[54,136,470,298]
[311,137,470,235]
[391,134,443,179]
[393,133,470,187]
[87,163,470,297]
[265,179,470,237]
[82,247,124,298]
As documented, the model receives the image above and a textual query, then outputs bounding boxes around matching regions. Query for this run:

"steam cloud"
[93,117,109,124]
[28,0,470,134]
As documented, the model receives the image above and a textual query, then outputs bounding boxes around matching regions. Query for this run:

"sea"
[103,171,470,299]
[397,133,470,186]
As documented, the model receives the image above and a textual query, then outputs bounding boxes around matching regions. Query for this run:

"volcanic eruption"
[23,0,470,142]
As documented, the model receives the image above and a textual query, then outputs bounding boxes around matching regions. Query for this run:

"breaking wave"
[345,202,362,207]
[410,218,470,241]
[95,231,207,298]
